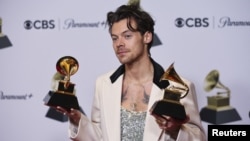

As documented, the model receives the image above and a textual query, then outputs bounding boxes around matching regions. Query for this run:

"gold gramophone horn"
[204,69,230,97]
[56,56,79,79]
[56,56,79,89]
[161,62,189,98]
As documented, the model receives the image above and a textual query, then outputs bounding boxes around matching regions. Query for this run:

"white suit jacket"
[69,59,206,141]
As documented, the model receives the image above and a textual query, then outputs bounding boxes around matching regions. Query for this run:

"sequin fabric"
[121,107,147,141]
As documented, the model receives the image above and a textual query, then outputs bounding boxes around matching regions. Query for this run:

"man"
[56,2,206,141]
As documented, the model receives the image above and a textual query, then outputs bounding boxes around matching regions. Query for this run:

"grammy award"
[150,63,189,120]
[43,56,80,111]
[0,17,12,49]
[200,70,241,124]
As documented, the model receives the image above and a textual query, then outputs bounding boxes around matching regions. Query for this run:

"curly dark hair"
[107,4,155,54]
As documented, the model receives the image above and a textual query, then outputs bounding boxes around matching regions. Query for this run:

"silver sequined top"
[121,107,147,141]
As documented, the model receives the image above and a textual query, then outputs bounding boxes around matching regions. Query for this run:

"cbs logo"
[24,20,55,30]
[175,18,209,28]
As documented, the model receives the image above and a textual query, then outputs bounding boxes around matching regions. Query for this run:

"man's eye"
[112,37,117,41]
[125,34,132,39]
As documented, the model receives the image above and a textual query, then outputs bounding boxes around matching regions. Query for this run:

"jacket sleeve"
[68,77,104,141]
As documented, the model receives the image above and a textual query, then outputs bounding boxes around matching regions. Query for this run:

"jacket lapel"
[102,74,123,141]
[143,84,165,141]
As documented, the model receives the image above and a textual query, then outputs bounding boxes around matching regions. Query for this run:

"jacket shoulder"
[96,70,116,84]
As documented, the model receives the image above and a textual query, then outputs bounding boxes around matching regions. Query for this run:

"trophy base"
[200,106,241,124]
[150,100,186,120]
[45,107,68,122]
[0,35,12,49]
[44,91,80,111]
[45,106,86,122]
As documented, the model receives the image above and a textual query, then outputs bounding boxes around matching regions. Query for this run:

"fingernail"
[162,121,166,124]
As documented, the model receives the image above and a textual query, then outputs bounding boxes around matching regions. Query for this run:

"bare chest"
[121,81,153,112]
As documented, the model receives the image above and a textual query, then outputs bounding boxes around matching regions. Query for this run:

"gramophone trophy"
[43,56,80,111]
[200,70,241,124]
[150,63,189,120]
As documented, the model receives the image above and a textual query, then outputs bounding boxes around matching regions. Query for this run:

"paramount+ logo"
[24,19,55,30]
[175,17,209,28]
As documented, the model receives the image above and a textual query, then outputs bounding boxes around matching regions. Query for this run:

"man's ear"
[143,31,153,44]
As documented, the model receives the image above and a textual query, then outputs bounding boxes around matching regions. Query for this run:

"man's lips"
[117,50,128,55]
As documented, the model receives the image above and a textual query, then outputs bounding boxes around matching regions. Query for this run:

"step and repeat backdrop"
[0,0,249,140]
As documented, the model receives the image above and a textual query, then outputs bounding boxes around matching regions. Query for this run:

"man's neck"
[124,57,153,83]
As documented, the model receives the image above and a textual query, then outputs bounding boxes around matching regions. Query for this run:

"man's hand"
[151,114,190,139]
[152,114,189,131]
[55,106,82,126]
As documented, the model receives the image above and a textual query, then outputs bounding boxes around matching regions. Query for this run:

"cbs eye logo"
[24,20,55,30]
[175,17,209,28]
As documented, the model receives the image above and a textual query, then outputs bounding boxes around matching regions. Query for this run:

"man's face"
[110,19,149,65]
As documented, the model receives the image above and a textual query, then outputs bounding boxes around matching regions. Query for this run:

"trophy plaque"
[43,56,80,111]
[150,63,189,120]
[200,70,241,124]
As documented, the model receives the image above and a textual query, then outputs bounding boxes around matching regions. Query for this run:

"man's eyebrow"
[111,30,132,37]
